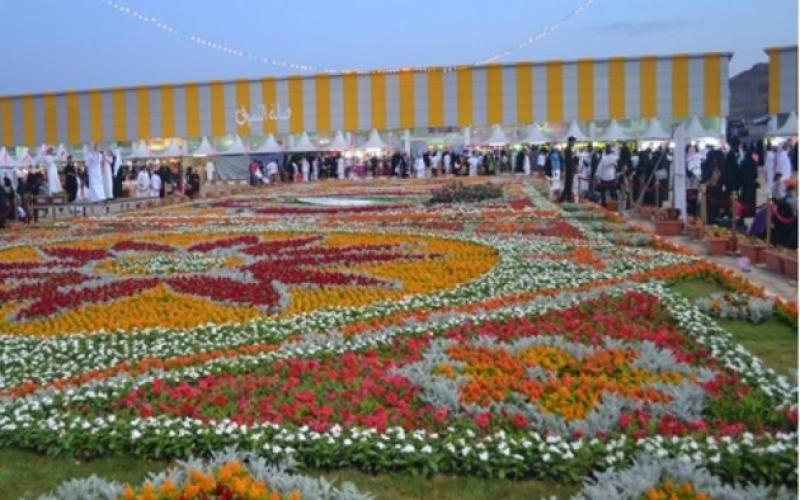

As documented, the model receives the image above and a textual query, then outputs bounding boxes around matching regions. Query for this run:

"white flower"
[131,430,141,440]
[479,451,489,461]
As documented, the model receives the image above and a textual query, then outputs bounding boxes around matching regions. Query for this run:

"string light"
[101,0,332,73]
[101,0,595,75]
[478,0,596,64]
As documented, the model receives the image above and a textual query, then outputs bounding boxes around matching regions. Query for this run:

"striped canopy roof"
[0,51,731,147]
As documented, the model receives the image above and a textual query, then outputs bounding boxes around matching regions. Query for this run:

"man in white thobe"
[150,170,162,198]
[468,154,480,177]
[101,151,114,200]
[135,167,151,198]
[415,157,426,179]
[337,156,345,180]
[45,148,62,195]
[205,160,215,183]
[443,152,451,175]
[85,145,106,203]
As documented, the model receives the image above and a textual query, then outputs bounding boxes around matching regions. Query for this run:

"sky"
[0,0,796,96]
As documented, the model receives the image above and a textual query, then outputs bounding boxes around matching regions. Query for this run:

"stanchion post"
[730,191,738,254]
[700,186,707,228]
[765,198,773,246]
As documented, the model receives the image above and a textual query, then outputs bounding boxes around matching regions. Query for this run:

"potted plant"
[778,247,798,279]
[739,236,767,265]
[652,208,683,236]
[636,205,655,219]
[764,246,785,275]
[686,216,704,240]
[704,226,729,256]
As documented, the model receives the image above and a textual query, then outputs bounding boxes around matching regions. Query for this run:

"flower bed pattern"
[0,177,796,492]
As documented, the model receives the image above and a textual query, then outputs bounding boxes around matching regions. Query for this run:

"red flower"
[475,412,492,429]
[512,414,528,429]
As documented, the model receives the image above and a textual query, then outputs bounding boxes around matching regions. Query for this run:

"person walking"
[559,136,576,203]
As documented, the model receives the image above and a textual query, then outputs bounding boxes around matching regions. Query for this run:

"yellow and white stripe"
[0,52,731,147]
[766,46,798,115]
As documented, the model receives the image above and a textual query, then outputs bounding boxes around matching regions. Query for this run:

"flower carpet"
[0,177,796,497]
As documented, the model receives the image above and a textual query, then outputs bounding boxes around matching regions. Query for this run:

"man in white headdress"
[135,166,151,198]
[467,153,480,177]
[523,148,532,176]
[415,156,426,179]
[301,157,310,182]
[205,160,215,183]
[336,156,345,180]
[311,157,319,181]
[777,142,793,184]
[765,143,777,195]
[86,144,106,203]
[443,151,451,175]
[149,168,162,198]
[101,150,114,199]
[44,147,62,195]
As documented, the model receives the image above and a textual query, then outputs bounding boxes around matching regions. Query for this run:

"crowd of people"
[0,151,203,226]
[1,137,797,250]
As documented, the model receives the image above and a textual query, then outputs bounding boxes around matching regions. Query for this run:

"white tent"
[767,115,779,135]
[34,144,48,164]
[327,130,350,151]
[130,140,153,159]
[685,116,713,139]
[484,124,509,146]
[56,143,69,161]
[561,120,590,142]
[289,131,316,152]
[360,129,387,150]
[520,124,549,144]
[638,118,670,140]
[0,147,15,167]
[597,120,627,141]
[160,139,185,158]
[254,134,283,153]
[775,112,798,137]
[192,137,217,157]
[16,148,33,167]
[220,135,248,155]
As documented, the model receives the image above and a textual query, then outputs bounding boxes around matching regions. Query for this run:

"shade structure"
[638,118,670,140]
[561,121,590,142]
[221,135,248,155]
[192,137,217,157]
[327,130,350,151]
[16,148,33,167]
[484,124,509,146]
[129,140,153,159]
[289,132,316,152]
[254,134,283,153]
[360,129,387,150]
[775,112,798,137]
[56,143,68,161]
[596,120,628,141]
[0,147,15,167]
[685,116,713,139]
[520,124,549,144]
[34,144,48,164]
[160,140,185,158]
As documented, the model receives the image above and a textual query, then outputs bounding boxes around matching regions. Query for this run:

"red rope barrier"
[772,205,797,225]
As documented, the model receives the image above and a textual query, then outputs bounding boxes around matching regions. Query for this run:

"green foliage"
[429,182,503,204]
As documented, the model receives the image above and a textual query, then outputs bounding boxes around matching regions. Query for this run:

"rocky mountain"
[728,62,768,120]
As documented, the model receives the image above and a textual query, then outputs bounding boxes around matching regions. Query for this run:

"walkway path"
[625,214,797,302]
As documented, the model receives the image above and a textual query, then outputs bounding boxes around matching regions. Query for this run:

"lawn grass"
[0,449,167,499]
[314,469,579,499]
[668,279,798,375]
[0,448,579,500]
